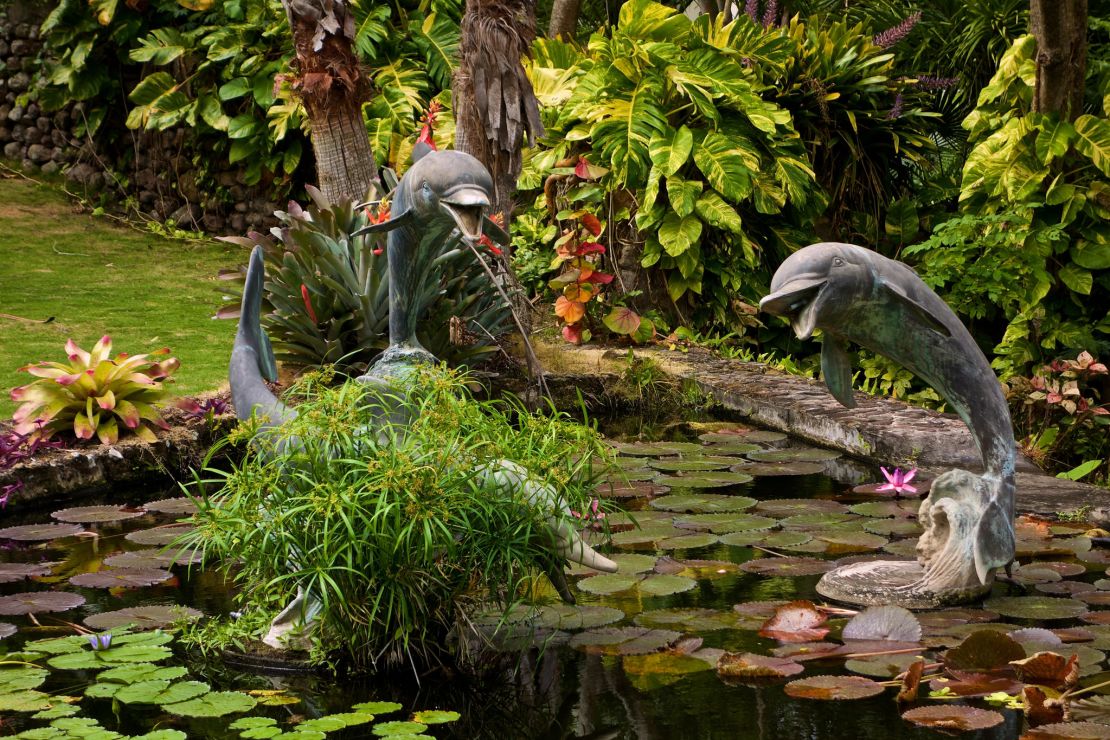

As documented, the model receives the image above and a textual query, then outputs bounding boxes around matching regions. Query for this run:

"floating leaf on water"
[1054,627,1095,643]
[352,701,403,715]
[944,630,1026,671]
[84,605,202,631]
[0,591,85,615]
[610,526,685,547]
[848,501,918,518]
[0,562,55,583]
[1038,581,1098,596]
[721,530,812,549]
[699,429,786,444]
[597,481,670,499]
[650,494,757,513]
[882,539,922,558]
[0,666,47,693]
[412,710,460,725]
[657,533,720,550]
[114,679,210,705]
[143,497,199,515]
[843,605,922,642]
[648,458,733,472]
[104,547,202,569]
[568,627,682,656]
[845,653,923,679]
[229,717,278,731]
[0,689,52,712]
[1077,592,1110,607]
[31,702,81,720]
[163,690,257,717]
[1082,612,1110,626]
[535,605,624,631]
[1070,695,1110,724]
[901,705,1004,731]
[639,574,697,596]
[759,600,830,643]
[984,596,1089,621]
[0,523,85,542]
[755,499,848,516]
[622,652,714,690]
[1033,562,1088,578]
[49,643,173,670]
[739,557,833,577]
[862,518,922,537]
[746,448,841,463]
[1022,722,1110,739]
[784,675,884,700]
[813,531,888,552]
[673,512,775,533]
[125,525,195,546]
[1010,627,1065,651]
[70,568,172,589]
[896,659,925,703]
[1010,652,1079,690]
[634,608,741,632]
[576,573,643,595]
[917,608,1002,631]
[297,717,349,732]
[701,441,763,455]
[653,472,755,489]
[51,506,145,524]
[729,461,825,477]
[780,512,857,529]
[612,441,705,457]
[96,663,189,685]
[716,652,804,682]
[0,622,15,640]
[372,721,429,736]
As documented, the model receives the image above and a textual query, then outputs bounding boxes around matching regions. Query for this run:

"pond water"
[2,415,1108,739]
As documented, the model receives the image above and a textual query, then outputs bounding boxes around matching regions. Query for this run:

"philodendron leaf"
[1059,262,1094,295]
[649,125,694,177]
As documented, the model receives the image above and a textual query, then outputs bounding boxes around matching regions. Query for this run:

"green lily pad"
[0,689,52,712]
[535,605,624,630]
[674,512,777,533]
[597,481,670,499]
[352,701,403,715]
[568,627,682,655]
[0,523,85,541]
[650,494,756,513]
[609,553,660,573]
[699,430,786,444]
[49,644,173,670]
[614,469,658,482]
[622,651,714,690]
[163,690,256,717]
[0,666,47,693]
[702,441,763,455]
[70,568,172,589]
[639,574,697,596]
[883,539,922,557]
[729,461,825,476]
[296,718,348,732]
[657,533,720,550]
[780,513,857,529]
[31,703,81,720]
[0,562,55,583]
[720,530,813,548]
[983,596,1089,620]
[634,608,741,632]
[411,710,460,724]
[372,721,428,736]
[739,557,834,577]
[103,548,202,569]
[610,526,685,546]
[51,506,145,524]
[115,679,210,705]
[746,448,841,463]
[612,441,705,457]
[654,472,754,489]
[813,531,888,551]
[125,524,195,546]
[862,518,922,536]
[96,663,189,685]
[845,652,923,678]
[577,573,643,595]
[84,605,202,631]
[848,501,919,518]
[0,591,85,615]
[754,499,849,516]
[648,458,734,472]
[143,497,198,515]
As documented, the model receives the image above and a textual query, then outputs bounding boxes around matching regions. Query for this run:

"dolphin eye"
[833,257,844,267]
[421,181,431,194]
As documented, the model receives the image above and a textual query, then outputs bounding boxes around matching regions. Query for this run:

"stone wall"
[0,1,280,234]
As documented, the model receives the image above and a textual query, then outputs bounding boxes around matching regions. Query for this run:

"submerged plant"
[10,337,178,444]
[186,365,615,670]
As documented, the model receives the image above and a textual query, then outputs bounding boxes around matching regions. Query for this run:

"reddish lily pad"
[0,523,85,541]
[1033,562,1088,578]
[784,675,884,700]
[759,600,830,643]
[597,481,670,499]
[70,568,172,588]
[1010,651,1080,690]
[0,591,85,615]
[1022,722,1110,739]
[143,498,198,515]
[653,472,755,489]
[901,705,1003,731]
[84,605,203,631]
[944,630,1026,671]
[611,441,705,457]
[0,562,55,583]
[104,548,202,568]
[0,622,15,639]
[716,652,804,682]
[739,557,833,577]
[848,501,919,518]
[125,525,195,546]
[1038,581,1098,595]
[51,506,145,524]
[728,461,825,476]
[753,499,848,516]
[842,605,922,642]
[1077,592,1110,607]
[1081,612,1110,626]
[926,671,1023,697]
[648,458,734,472]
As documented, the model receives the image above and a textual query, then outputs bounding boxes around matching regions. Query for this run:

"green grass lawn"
[0,175,240,417]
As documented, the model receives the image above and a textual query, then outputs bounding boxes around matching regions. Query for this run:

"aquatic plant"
[186,365,615,669]
[877,467,918,495]
[10,336,178,444]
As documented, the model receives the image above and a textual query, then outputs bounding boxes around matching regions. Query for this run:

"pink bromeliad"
[877,467,917,495]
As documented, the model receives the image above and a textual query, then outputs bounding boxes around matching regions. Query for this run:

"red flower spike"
[300,284,318,324]
[372,247,383,256]
[416,124,437,151]
[478,234,503,256]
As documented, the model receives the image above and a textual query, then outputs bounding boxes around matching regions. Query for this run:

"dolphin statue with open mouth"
[760,242,1015,606]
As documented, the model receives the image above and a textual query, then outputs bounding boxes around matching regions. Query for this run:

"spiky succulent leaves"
[11,337,178,444]
[217,192,510,374]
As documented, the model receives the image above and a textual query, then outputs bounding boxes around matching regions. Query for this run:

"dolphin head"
[760,242,875,339]
[404,150,493,240]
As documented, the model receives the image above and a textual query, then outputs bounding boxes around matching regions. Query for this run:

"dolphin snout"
[441,185,489,241]
[760,275,827,340]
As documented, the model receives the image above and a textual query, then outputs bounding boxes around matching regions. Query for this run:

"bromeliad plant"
[10,337,179,444]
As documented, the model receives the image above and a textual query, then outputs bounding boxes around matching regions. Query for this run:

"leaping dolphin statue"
[760,242,1015,592]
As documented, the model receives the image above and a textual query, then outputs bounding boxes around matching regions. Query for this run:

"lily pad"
[944,630,1026,671]
[607,553,660,574]
[653,472,754,489]
[103,548,202,569]
[84,605,202,631]
[142,497,198,515]
[597,481,670,499]
[612,441,705,457]
[901,705,1003,731]
[0,562,55,583]
[0,689,52,712]
[622,651,713,690]
[759,600,830,643]
[576,573,643,595]
[780,513,857,529]
[51,506,145,524]
[163,690,257,717]
[784,675,885,700]
[1077,592,1110,607]
[70,568,172,589]
[568,627,682,656]
[125,524,195,546]
[843,605,922,642]
[729,461,825,477]
[746,448,841,463]
[372,721,428,736]
[352,701,403,714]
[701,441,763,455]
[535,605,624,630]
[638,574,696,596]
[115,679,210,705]
[716,653,804,682]
[0,523,85,541]
[675,560,743,579]
[411,710,460,725]
[699,430,786,444]
[720,530,812,548]
[49,643,173,670]
[739,557,833,577]
[634,608,741,632]
[0,666,47,693]
[848,501,919,518]
[862,518,922,537]
[657,533,720,550]
[845,652,923,678]
[882,539,922,558]
[1022,722,1110,739]
[1031,562,1088,578]
[851,478,932,496]
[673,512,776,533]
[0,591,85,615]
[96,663,189,684]
[650,494,757,513]
[984,596,1089,620]
[648,458,734,472]
[812,531,888,551]
[754,499,848,516]
[1038,581,1098,596]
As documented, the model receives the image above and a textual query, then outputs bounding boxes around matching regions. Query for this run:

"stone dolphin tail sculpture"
[760,242,1016,605]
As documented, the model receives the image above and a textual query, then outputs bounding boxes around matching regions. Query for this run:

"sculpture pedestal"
[816,559,991,609]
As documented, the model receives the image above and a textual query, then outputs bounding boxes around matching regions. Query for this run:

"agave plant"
[217,186,511,375]
[10,336,178,444]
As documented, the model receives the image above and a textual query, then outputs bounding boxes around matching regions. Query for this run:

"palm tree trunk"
[1030,0,1088,121]
[548,0,583,40]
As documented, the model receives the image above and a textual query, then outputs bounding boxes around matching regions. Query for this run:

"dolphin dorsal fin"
[880,280,952,338]
[258,331,278,382]
[821,336,856,409]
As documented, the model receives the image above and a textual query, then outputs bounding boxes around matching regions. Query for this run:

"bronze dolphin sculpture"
[760,242,1015,587]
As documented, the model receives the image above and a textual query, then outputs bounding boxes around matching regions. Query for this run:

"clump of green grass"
[186,365,615,670]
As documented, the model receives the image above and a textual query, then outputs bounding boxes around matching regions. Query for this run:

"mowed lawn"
[0,175,241,417]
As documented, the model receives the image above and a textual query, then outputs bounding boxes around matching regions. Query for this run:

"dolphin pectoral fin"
[482,215,510,246]
[259,331,278,383]
[351,210,413,237]
[880,281,953,338]
[972,500,1015,585]
[821,337,856,409]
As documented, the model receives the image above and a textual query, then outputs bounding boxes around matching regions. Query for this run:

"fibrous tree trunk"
[283,0,379,203]
[548,0,583,39]
[453,0,544,338]
[1029,0,1088,120]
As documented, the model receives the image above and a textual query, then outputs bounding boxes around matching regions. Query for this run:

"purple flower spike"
[761,0,779,28]
[888,92,905,120]
[87,632,112,651]
[745,0,759,22]
[876,466,917,496]
[872,11,922,48]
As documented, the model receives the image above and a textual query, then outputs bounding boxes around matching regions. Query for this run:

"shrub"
[187,366,614,669]
[10,336,179,443]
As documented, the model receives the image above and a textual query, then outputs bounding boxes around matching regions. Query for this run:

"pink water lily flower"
[877,467,917,495]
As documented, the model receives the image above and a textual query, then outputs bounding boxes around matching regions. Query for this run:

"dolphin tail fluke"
[972,497,1015,585]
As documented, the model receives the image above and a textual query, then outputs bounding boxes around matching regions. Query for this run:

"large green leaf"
[589,79,668,187]
[694,190,743,234]
[1072,239,1110,270]
[1034,117,1076,164]
[618,0,690,41]
[666,175,702,217]
[693,132,756,202]
[129,29,188,66]
[658,212,703,257]
[649,126,694,177]
[1074,114,1110,176]
[1059,263,1093,295]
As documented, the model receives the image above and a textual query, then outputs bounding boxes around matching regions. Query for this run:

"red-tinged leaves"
[95,390,116,412]
[928,671,1024,697]
[901,705,1004,731]
[784,675,885,700]
[65,339,90,366]
[575,157,609,180]
[944,630,1026,672]
[759,600,830,643]
[300,284,318,324]
[1024,686,1066,728]
[577,241,605,255]
[73,412,95,440]
[604,307,643,336]
[896,659,924,703]
[478,234,503,255]
[554,296,586,324]
[562,323,590,344]
[584,270,614,284]
[1010,652,1079,690]
[564,283,595,303]
[716,652,804,683]
[580,213,603,236]
[416,123,437,150]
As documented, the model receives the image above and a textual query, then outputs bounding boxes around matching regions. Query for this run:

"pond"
[1,415,1108,739]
